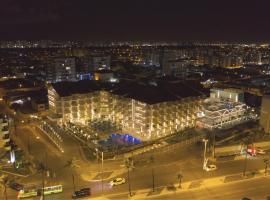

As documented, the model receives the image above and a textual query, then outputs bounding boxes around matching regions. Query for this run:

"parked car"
[246,145,256,156]
[110,178,126,186]
[205,164,217,172]
[8,182,24,191]
[256,148,266,155]
[72,188,91,199]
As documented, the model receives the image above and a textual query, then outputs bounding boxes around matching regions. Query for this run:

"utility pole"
[243,143,248,177]
[125,158,132,197]
[72,174,76,192]
[45,152,48,177]
[242,135,253,177]
[41,163,45,200]
[202,139,208,170]
[212,132,216,158]
[27,134,30,154]
[150,155,155,192]
[3,177,8,200]
[264,158,269,176]
[14,117,17,136]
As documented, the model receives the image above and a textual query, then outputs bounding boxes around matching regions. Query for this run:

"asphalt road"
[149,176,270,200]
[2,123,270,200]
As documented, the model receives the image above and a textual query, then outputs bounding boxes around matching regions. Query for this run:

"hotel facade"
[48,80,206,140]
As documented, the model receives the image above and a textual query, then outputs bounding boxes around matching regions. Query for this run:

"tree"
[177,173,183,189]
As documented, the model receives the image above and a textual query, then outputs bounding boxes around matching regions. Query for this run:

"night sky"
[1,0,270,42]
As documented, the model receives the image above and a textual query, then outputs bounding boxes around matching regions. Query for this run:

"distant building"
[210,88,244,102]
[47,57,77,83]
[143,51,160,67]
[260,95,270,133]
[93,70,116,82]
[160,50,189,77]
[89,55,111,71]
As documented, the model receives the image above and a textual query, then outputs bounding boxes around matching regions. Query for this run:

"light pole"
[27,134,30,154]
[212,132,216,158]
[242,136,253,177]
[72,174,76,192]
[101,151,104,194]
[264,158,269,176]
[13,112,17,136]
[150,155,155,192]
[202,139,208,170]
[125,158,132,197]
[243,143,248,177]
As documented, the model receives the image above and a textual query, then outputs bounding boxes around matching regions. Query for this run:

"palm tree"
[177,173,183,189]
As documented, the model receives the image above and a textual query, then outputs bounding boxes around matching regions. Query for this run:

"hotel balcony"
[0,121,8,127]
[2,134,10,142]
[4,142,11,151]
[1,127,9,135]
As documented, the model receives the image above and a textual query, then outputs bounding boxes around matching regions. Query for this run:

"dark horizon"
[1,0,270,42]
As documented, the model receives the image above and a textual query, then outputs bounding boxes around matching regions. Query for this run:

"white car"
[110,178,126,186]
[205,164,217,171]
[257,148,266,155]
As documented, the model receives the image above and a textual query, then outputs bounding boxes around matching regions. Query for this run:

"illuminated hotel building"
[48,80,206,140]
[196,88,248,129]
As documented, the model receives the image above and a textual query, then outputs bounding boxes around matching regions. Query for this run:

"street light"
[101,151,104,194]
[212,131,216,158]
[150,155,155,192]
[264,158,269,176]
[202,139,208,170]
[125,157,133,197]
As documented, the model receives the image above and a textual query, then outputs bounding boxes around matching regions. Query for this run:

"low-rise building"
[196,88,249,129]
